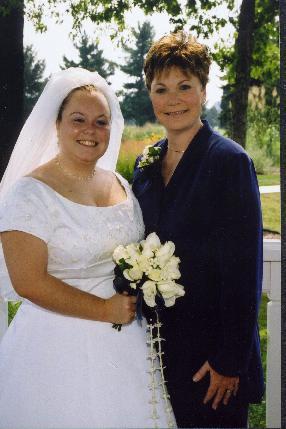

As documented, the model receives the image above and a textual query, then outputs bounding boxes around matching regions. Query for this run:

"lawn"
[257,174,280,186]
[261,193,281,234]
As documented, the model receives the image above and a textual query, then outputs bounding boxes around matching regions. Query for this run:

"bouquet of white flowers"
[112,232,184,428]
[112,232,185,330]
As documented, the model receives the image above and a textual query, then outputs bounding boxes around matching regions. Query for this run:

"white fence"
[262,239,281,428]
[0,239,281,428]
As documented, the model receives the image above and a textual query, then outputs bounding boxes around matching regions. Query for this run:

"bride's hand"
[103,293,137,324]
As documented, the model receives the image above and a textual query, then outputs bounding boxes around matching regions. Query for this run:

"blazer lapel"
[163,121,213,205]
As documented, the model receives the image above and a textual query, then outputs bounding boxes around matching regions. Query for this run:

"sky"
[24,4,239,108]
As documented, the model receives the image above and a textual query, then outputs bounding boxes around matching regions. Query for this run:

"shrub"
[246,106,279,169]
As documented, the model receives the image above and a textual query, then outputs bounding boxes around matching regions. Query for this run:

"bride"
[0,68,175,429]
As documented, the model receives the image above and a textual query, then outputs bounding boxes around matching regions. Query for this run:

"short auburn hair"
[144,31,211,90]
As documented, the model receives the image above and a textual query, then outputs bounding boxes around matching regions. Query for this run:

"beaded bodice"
[0,174,145,299]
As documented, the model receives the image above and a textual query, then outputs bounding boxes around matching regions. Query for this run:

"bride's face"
[56,89,111,164]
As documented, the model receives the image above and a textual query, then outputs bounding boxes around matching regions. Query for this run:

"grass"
[249,293,268,428]
[261,193,281,234]
[257,174,280,186]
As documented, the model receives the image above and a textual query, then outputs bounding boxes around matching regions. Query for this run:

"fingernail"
[212,405,217,410]
[193,376,198,382]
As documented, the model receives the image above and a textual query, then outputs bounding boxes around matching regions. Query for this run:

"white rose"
[126,243,140,265]
[163,256,181,280]
[113,245,129,264]
[140,240,154,259]
[130,282,137,290]
[141,280,157,307]
[145,232,161,250]
[137,254,151,272]
[148,268,163,282]
[157,281,185,307]
[123,265,143,281]
[155,241,175,267]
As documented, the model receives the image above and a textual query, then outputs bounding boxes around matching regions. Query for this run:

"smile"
[77,140,98,147]
[165,110,188,116]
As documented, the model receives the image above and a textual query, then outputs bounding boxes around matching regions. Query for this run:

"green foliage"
[186,0,236,38]
[202,105,220,129]
[24,44,47,118]
[122,122,165,142]
[61,32,116,81]
[0,0,22,18]
[8,301,21,325]
[23,0,183,34]
[217,0,279,135]
[120,22,156,125]
[116,155,136,184]
[246,105,280,170]
[247,145,273,175]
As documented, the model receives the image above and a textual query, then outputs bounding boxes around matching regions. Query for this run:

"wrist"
[99,299,110,322]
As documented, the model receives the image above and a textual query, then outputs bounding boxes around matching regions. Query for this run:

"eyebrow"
[69,112,108,118]
[154,79,191,86]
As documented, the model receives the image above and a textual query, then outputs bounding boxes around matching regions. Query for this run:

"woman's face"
[149,66,206,134]
[56,89,111,164]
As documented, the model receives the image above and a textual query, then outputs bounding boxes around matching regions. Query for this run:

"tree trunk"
[231,0,255,148]
[0,0,24,179]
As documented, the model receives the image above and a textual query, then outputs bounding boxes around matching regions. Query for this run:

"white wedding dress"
[0,175,175,429]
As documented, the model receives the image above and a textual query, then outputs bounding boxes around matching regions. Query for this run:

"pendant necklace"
[55,155,96,182]
[167,146,185,154]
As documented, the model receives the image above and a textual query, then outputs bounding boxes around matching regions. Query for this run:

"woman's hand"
[193,361,239,410]
[103,292,137,325]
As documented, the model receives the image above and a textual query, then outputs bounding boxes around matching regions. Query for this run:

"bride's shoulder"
[25,159,58,189]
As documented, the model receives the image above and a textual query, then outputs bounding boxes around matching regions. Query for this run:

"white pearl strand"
[146,311,176,429]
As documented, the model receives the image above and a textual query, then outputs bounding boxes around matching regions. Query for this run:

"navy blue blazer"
[132,120,264,403]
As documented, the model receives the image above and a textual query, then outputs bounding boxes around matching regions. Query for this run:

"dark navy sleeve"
[208,152,263,376]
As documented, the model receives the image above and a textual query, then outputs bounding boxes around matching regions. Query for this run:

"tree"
[0,0,24,178]
[62,32,116,81]
[24,45,47,118]
[0,0,182,178]
[214,0,279,147]
[1,0,279,178]
[120,22,156,125]
[203,104,220,129]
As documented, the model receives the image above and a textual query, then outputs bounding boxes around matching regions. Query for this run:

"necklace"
[167,146,185,154]
[55,155,96,182]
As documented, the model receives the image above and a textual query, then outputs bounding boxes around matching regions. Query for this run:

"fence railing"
[262,239,281,428]
[0,239,281,428]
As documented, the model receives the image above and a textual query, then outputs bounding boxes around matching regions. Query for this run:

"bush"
[117,123,165,182]
[122,122,165,143]
[246,106,279,170]
[247,145,274,175]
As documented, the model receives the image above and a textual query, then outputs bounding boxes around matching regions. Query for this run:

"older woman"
[133,32,264,428]
[0,68,174,429]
